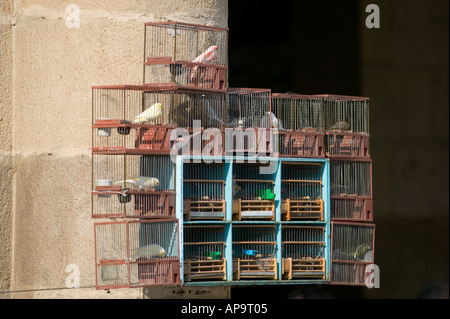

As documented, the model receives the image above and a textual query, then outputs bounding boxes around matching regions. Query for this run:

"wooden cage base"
[233,258,277,280]
[232,199,275,221]
[183,199,226,221]
[281,198,324,221]
[282,257,325,280]
[184,259,227,281]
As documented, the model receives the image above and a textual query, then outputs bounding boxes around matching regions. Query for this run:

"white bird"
[260,112,282,129]
[132,102,163,124]
[189,46,220,82]
[115,176,160,190]
[130,244,166,260]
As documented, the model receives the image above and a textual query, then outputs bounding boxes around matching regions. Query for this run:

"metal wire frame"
[92,154,175,191]
[183,161,225,201]
[271,93,325,131]
[232,161,275,201]
[144,21,228,67]
[330,221,376,286]
[232,225,277,259]
[331,221,375,263]
[91,154,176,219]
[330,197,373,222]
[225,88,272,129]
[281,226,326,259]
[325,132,370,159]
[329,158,372,197]
[92,85,226,131]
[94,219,180,289]
[281,162,323,200]
[183,225,226,261]
[320,94,370,135]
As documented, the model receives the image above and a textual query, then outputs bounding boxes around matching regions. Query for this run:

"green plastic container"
[203,251,221,260]
[257,189,276,200]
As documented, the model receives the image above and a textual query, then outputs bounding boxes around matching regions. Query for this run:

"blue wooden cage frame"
[174,155,331,286]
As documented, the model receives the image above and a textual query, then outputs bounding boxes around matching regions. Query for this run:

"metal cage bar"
[91,154,175,219]
[232,225,277,280]
[330,159,372,197]
[271,93,325,158]
[321,94,370,158]
[231,161,276,220]
[144,22,229,66]
[183,225,227,281]
[281,226,326,280]
[281,162,324,221]
[183,161,226,220]
[94,220,180,289]
[330,221,375,286]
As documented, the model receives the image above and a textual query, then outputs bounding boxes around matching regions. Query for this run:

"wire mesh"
[272,93,324,131]
[331,222,375,262]
[92,154,176,218]
[271,94,325,157]
[183,225,226,261]
[92,86,225,131]
[282,226,325,259]
[281,163,322,200]
[232,162,275,201]
[94,220,180,288]
[331,262,370,286]
[322,95,369,134]
[232,225,276,259]
[144,22,228,66]
[183,162,225,201]
[330,159,372,197]
[92,154,174,191]
[225,88,272,128]
[330,197,373,221]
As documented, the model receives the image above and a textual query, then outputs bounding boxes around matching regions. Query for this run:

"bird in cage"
[353,243,371,261]
[189,45,219,82]
[132,102,164,124]
[330,121,351,132]
[171,100,195,127]
[260,112,283,130]
[130,244,166,261]
[193,45,219,64]
[232,180,241,198]
[115,176,160,190]
[202,95,224,127]
[332,243,371,261]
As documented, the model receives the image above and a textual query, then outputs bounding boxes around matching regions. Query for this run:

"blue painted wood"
[175,155,185,284]
[176,155,331,286]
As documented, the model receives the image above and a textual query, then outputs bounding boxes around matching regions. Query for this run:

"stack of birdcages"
[322,95,375,287]
[91,20,375,290]
[91,22,230,289]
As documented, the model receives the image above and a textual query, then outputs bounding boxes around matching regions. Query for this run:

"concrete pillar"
[0,0,14,298]
[3,0,228,299]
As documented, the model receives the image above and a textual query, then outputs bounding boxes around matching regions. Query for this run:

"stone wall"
[1,0,228,299]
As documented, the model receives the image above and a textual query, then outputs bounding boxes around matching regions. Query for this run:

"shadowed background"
[228,0,449,299]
